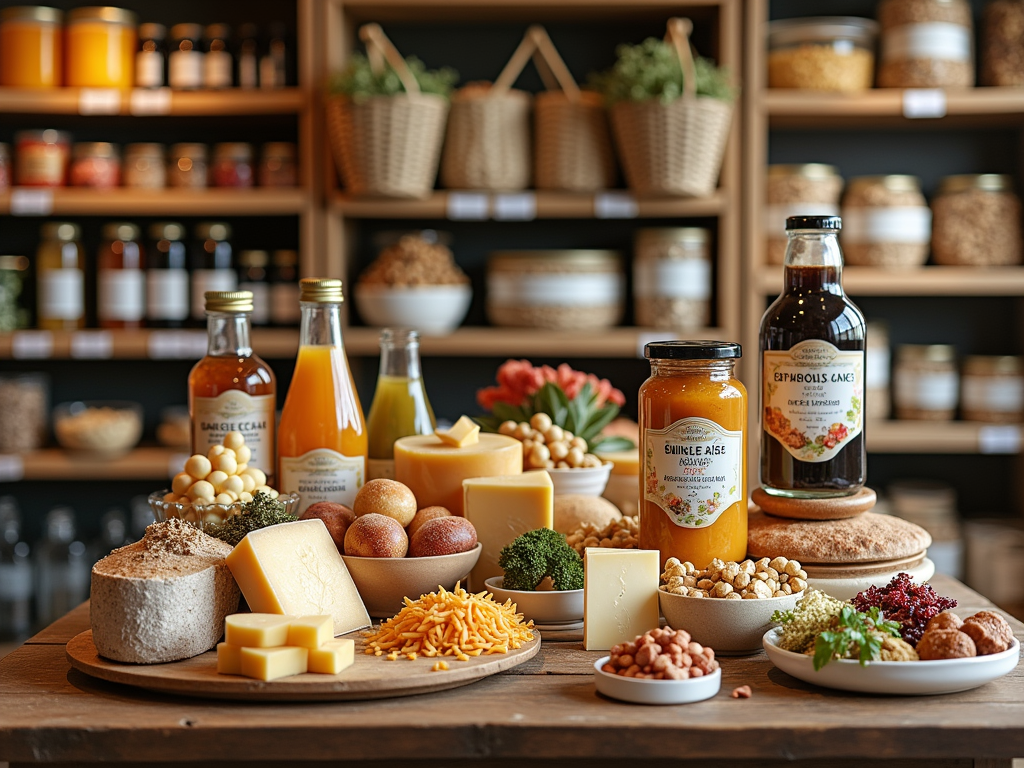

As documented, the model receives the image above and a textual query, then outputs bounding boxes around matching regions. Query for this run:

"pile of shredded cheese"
[364,583,534,663]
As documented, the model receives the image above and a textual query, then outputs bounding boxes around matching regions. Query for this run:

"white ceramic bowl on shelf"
[53,400,143,456]
[484,576,583,625]
[547,462,612,497]
[658,587,799,655]
[593,657,721,704]
[354,284,472,335]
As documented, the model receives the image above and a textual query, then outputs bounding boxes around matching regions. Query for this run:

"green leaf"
[813,632,839,671]
[491,401,529,424]
[589,435,635,453]
[578,402,620,443]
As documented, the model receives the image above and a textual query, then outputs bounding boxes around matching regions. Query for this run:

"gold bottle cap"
[300,277,344,303]
[205,291,254,313]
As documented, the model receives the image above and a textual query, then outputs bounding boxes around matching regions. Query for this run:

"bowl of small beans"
[658,556,807,655]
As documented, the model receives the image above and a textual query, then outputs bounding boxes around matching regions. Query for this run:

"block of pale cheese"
[240,645,308,681]
[308,638,355,674]
[90,518,240,664]
[595,449,640,516]
[287,615,333,650]
[225,613,292,648]
[226,519,371,636]
[463,470,553,591]
[217,642,243,675]
[435,415,480,448]
[583,548,660,651]
[395,433,522,516]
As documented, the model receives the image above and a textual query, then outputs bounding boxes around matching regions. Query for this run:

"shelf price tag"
[129,88,172,115]
[9,188,54,216]
[78,88,122,115]
[978,425,1021,454]
[902,89,946,119]
[446,192,490,221]
[0,455,24,482]
[11,331,53,359]
[70,331,113,359]
[493,193,536,221]
[594,192,639,219]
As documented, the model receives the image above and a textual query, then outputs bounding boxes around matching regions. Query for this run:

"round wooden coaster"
[751,486,877,521]
[800,550,927,579]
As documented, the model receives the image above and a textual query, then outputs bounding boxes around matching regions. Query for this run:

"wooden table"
[1,574,1022,768]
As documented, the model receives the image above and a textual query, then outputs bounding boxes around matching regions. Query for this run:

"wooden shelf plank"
[339,0,724,22]
[0,329,299,360]
[10,447,185,482]
[0,188,306,216]
[758,266,1024,296]
[867,421,1022,454]
[0,88,305,116]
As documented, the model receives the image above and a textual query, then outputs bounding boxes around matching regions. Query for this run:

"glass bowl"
[148,490,301,531]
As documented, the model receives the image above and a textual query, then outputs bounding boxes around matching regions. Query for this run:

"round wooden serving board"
[751,486,876,521]
[66,629,541,702]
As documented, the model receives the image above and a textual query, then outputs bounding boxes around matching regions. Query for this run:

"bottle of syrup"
[759,216,866,498]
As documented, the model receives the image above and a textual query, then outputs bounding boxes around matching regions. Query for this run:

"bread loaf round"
[353,479,418,527]
[409,516,477,557]
[553,494,621,534]
[344,513,409,558]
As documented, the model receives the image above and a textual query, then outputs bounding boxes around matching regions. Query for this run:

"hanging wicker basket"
[609,18,733,198]
[326,24,449,199]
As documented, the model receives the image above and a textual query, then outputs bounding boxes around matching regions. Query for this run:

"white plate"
[484,576,583,624]
[593,657,721,705]
[763,627,1020,696]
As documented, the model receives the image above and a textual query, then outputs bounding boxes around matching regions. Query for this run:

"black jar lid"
[644,340,742,360]
[786,215,841,231]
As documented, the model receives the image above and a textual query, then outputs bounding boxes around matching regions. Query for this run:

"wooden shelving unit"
[867,422,1022,455]
[757,266,1024,297]
[1,448,187,482]
[0,189,307,217]
[0,87,305,116]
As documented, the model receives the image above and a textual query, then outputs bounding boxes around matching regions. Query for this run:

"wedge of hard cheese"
[90,518,240,664]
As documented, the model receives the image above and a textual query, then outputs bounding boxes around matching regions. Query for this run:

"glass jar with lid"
[633,228,711,331]
[0,143,10,190]
[961,356,1024,423]
[931,174,1023,267]
[135,22,166,88]
[15,129,70,187]
[866,321,892,421]
[768,16,877,91]
[211,142,254,187]
[841,175,931,267]
[168,143,207,188]
[69,142,121,188]
[0,254,31,331]
[0,6,62,87]
[982,1,1024,86]
[894,344,959,421]
[97,222,145,329]
[203,23,232,89]
[65,7,137,89]
[877,0,974,88]
[36,222,85,330]
[259,142,297,187]
[124,143,165,188]
[765,164,843,265]
[168,23,204,90]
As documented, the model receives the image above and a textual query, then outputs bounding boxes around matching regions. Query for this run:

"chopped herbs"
[813,606,903,671]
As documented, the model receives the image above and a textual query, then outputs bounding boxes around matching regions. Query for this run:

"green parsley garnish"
[813,606,902,671]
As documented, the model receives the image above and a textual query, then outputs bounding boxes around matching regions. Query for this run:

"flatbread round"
[751,486,876,521]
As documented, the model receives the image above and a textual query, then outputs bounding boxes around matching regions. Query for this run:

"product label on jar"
[239,282,270,325]
[487,273,623,307]
[204,51,233,88]
[98,270,145,321]
[894,370,959,411]
[367,458,395,481]
[882,22,972,63]
[270,283,301,324]
[962,377,1024,413]
[191,269,238,320]
[633,259,711,300]
[40,269,84,320]
[169,50,204,89]
[280,449,365,513]
[644,417,742,529]
[192,391,275,475]
[763,340,864,463]
[135,51,164,88]
[147,269,190,321]
[841,206,932,243]
[17,145,64,186]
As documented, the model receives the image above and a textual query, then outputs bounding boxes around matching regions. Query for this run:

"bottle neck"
[206,311,252,356]
[650,358,736,381]
[379,330,422,379]
[299,302,344,347]
[783,229,845,295]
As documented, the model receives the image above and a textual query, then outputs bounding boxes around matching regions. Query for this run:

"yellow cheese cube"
[224,613,293,648]
[286,615,333,650]
[307,638,355,674]
[583,548,661,651]
[216,642,243,675]
[463,470,553,591]
[435,415,481,448]
[239,646,308,681]
[226,519,371,637]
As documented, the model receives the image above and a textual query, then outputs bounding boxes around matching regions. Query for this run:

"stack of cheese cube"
[164,431,277,510]
[217,614,355,681]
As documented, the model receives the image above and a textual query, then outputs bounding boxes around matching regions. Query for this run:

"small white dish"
[547,462,612,497]
[485,576,583,624]
[763,628,1020,696]
[659,587,799,655]
[354,284,472,335]
[806,557,936,601]
[593,657,721,705]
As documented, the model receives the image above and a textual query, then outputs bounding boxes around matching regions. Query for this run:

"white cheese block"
[583,548,660,651]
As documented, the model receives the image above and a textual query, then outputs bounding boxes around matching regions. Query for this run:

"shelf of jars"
[0,447,188,483]
[0,188,307,217]
[0,87,306,117]
[866,420,1022,455]
[757,266,1024,296]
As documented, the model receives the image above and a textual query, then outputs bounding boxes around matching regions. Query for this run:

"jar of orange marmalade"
[639,341,747,569]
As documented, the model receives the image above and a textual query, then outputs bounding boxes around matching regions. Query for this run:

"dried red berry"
[852,573,956,647]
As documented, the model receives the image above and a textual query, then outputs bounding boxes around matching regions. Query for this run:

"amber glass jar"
[0,6,62,87]
[639,340,747,570]
[65,7,137,89]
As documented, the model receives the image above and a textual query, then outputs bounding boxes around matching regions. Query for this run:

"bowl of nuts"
[498,414,612,496]
[53,401,143,456]
[658,556,807,655]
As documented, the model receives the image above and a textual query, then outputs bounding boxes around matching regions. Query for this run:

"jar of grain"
[931,174,1023,267]
[893,344,959,421]
[841,175,931,267]
[961,355,1024,423]
[633,228,710,331]
[486,250,624,330]
[767,16,877,91]
[866,321,892,421]
[123,143,165,188]
[765,164,843,265]
[982,0,1024,86]
[877,0,974,88]
[69,142,121,188]
[0,373,48,453]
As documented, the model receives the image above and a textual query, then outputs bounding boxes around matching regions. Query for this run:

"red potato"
[344,513,408,558]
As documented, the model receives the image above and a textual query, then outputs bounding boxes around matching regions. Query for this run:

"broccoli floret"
[498,528,584,591]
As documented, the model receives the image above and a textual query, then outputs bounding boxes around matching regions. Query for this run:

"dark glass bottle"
[146,221,189,328]
[190,222,236,325]
[236,23,259,89]
[759,215,866,498]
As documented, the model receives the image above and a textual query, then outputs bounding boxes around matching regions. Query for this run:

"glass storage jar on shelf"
[203,23,232,89]
[124,143,165,188]
[0,143,9,190]
[767,16,877,91]
[633,228,711,331]
[765,164,843,265]
[893,344,959,421]
[168,23,203,90]
[65,6,136,89]
[36,222,85,330]
[15,129,70,187]
[866,321,892,421]
[960,355,1024,424]
[931,174,1023,267]
[0,373,48,453]
[259,142,297,187]
[168,143,207,188]
[135,22,166,88]
[69,142,120,188]
[0,6,62,87]
[877,0,974,88]
[97,222,145,330]
[982,0,1024,85]
[0,255,30,331]
[146,222,189,329]
[841,175,931,267]
[211,143,254,188]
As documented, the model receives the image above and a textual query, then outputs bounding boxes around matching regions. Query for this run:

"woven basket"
[609,18,733,198]
[327,24,449,199]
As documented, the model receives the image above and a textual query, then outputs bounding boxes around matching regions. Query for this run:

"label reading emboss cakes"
[763,339,864,463]
[644,417,742,529]
[192,390,275,472]
[280,449,365,513]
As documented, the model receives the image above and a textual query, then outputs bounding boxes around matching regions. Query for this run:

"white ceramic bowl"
[547,462,612,497]
[53,400,143,455]
[593,656,721,704]
[806,558,936,601]
[354,284,472,335]
[148,490,302,531]
[484,576,583,624]
[658,587,799,655]
[342,543,482,618]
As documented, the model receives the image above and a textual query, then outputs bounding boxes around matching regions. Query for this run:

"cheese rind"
[240,646,308,681]
[286,615,334,650]
[583,548,661,651]
[307,638,355,674]
[224,614,293,648]
[216,642,243,675]
[225,519,371,636]
[463,470,553,591]
[435,416,481,448]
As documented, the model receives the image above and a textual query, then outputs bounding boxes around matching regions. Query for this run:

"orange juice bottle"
[278,278,366,513]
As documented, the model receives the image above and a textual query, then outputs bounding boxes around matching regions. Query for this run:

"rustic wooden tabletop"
[0,574,1021,768]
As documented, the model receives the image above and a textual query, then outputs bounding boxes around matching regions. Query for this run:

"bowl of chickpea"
[497,413,612,497]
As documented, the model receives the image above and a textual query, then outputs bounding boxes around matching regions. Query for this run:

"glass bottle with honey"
[639,341,747,569]
[366,329,435,480]
[278,278,366,513]
[36,222,85,331]
[759,215,866,498]
[188,290,276,480]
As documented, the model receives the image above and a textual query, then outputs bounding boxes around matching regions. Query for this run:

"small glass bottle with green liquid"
[366,328,435,480]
